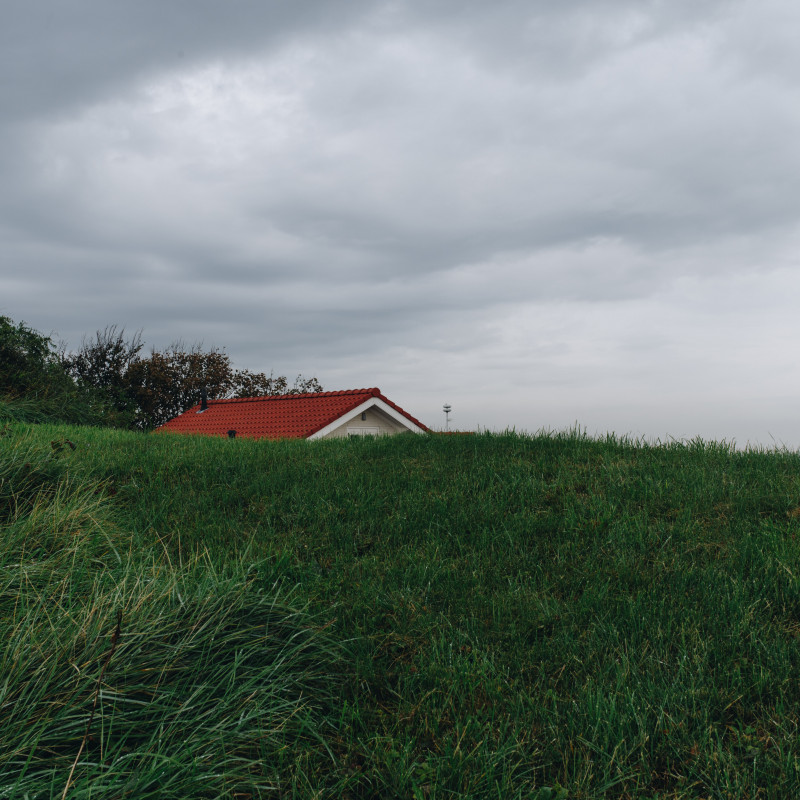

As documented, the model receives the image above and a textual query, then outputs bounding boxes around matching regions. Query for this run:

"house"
[155,387,429,440]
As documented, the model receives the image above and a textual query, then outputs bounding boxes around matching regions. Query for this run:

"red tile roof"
[154,388,429,440]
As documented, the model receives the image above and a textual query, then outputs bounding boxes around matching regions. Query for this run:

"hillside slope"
[2,422,800,798]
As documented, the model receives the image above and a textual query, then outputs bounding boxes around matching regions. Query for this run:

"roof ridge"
[198,388,379,407]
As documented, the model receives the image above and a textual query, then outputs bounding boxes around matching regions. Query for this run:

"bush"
[0,317,100,425]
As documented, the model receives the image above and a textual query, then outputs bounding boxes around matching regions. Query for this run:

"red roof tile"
[154,388,429,440]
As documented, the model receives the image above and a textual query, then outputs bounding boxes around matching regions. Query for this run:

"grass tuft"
[0,427,344,798]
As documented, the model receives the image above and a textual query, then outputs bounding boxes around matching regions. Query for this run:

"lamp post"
[443,403,451,431]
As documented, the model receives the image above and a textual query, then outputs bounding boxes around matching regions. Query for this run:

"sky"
[2,0,799,446]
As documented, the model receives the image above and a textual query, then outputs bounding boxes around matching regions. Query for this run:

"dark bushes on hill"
[1,316,322,429]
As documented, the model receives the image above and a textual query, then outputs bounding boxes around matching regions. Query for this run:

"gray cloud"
[0,0,377,120]
[2,0,799,443]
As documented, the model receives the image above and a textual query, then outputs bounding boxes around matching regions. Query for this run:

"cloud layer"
[2,0,799,444]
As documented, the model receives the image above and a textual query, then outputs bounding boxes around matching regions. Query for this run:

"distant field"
[2,421,800,798]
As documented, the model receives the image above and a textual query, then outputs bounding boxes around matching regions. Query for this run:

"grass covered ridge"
[2,421,800,798]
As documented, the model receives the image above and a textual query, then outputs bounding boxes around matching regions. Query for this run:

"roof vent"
[198,386,208,413]
[227,429,236,439]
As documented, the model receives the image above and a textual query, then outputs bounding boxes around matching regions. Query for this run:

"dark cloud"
[0,0,376,120]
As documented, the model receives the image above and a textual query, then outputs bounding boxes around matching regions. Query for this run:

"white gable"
[307,397,426,439]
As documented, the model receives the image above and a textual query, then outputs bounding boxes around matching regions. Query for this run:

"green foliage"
[0,396,53,424]
[4,424,800,797]
[122,341,235,429]
[0,315,61,397]
[0,317,100,425]
[60,326,144,427]
[0,317,322,429]
[231,369,323,398]
[64,329,323,429]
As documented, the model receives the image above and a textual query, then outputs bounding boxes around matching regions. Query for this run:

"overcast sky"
[2,0,799,445]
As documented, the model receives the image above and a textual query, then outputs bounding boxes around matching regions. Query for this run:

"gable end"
[306,398,427,439]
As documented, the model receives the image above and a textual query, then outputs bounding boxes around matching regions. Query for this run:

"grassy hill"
[2,419,800,798]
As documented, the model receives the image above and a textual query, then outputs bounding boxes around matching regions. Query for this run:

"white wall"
[323,405,408,438]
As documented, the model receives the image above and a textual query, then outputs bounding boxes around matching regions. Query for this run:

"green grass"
[2,420,800,798]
